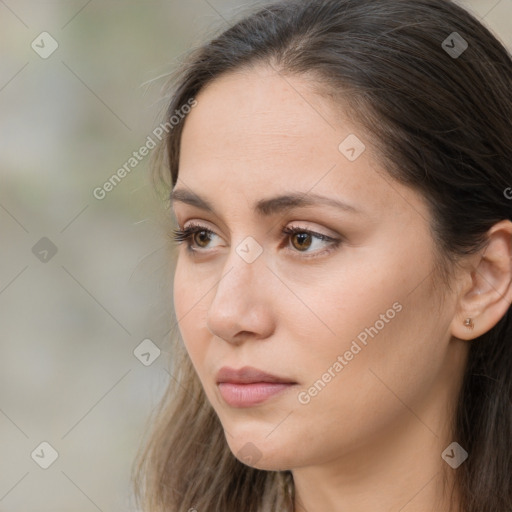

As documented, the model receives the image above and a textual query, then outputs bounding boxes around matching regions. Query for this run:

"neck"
[291,375,462,512]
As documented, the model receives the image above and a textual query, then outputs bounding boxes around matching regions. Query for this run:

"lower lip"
[218,382,295,407]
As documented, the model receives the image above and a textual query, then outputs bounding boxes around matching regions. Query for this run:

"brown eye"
[172,223,340,259]
[172,224,219,251]
[282,225,340,259]
[193,230,212,248]
[290,232,313,251]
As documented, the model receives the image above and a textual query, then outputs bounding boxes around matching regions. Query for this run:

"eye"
[281,225,340,258]
[172,223,341,259]
[172,222,222,251]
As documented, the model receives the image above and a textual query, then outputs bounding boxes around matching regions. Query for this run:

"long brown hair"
[132,1,512,510]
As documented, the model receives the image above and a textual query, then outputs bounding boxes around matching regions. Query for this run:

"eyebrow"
[170,188,363,216]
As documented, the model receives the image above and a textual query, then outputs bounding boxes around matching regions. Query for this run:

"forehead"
[180,65,345,168]
[176,65,428,224]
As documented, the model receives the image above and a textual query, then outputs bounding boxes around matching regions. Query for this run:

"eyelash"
[171,222,342,259]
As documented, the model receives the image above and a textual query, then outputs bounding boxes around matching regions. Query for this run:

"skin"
[171,64,512,512]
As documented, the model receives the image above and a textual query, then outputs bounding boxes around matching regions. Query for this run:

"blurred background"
[0,1,510,511]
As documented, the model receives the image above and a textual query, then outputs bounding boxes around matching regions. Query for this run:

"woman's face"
[172,65,468,471]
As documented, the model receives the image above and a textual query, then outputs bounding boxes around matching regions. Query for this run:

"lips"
[216,366,297,408]
[216,366,296,385]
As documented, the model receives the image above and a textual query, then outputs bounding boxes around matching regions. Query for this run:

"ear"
[451,219,512,341]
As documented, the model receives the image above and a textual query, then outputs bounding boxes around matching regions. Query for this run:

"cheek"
[172,259,189,331]
[281,256,400,362]
[173,254,208,323]
[172,259,208,367]
[291,261,444,411]
[299,283,445,426]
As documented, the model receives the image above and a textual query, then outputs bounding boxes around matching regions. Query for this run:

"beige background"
[0,1,511,511]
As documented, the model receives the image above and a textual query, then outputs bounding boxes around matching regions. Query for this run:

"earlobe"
[451,219,512,341]
[463,317,474,330]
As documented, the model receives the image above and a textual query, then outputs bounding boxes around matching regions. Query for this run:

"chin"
[223,428,299,471]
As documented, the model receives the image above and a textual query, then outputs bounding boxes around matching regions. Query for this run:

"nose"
[206,249,276,345]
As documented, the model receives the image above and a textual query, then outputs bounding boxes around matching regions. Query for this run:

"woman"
[133,0,512,510]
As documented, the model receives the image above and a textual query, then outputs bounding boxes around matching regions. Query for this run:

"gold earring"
[464,318,474,329]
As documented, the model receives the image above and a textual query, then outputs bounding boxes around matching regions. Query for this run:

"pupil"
[294,233,311,250]
[196,231,210,247]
